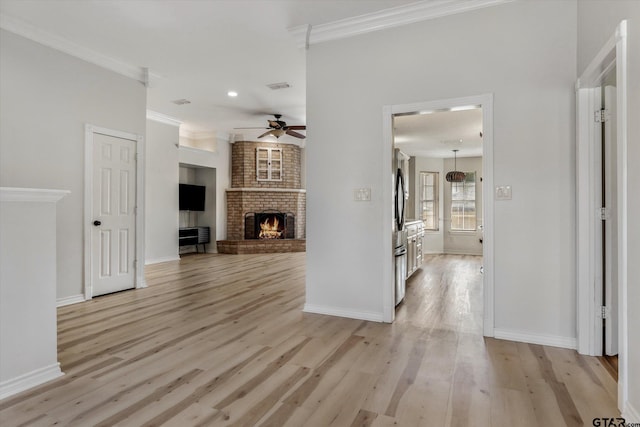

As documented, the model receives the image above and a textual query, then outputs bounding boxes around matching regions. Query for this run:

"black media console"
[179,226,210,253]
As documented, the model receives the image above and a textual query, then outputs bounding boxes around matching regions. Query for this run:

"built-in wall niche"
[179,164,216,253]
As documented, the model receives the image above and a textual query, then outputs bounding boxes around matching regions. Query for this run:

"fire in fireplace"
[245,211,295,239]
[258,214,284,239]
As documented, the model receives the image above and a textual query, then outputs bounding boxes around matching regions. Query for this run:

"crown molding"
[289,0,514,48]
[146,110,183,127]
[0,13,160,85]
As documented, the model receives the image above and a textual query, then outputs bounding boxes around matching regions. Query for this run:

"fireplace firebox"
[244,211,295,240]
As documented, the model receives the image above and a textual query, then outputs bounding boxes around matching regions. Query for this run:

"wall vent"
[172,99,191,105]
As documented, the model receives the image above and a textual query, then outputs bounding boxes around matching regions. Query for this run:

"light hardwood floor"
[0,253,619,426]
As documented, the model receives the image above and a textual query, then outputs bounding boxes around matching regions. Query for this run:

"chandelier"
[445,149,466,183]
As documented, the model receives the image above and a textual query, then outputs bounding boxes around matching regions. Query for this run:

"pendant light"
[446,149,466,183]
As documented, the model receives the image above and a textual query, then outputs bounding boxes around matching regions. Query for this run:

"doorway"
[84,125,146,299]
[575,20,628,411]
[382,94,494,336]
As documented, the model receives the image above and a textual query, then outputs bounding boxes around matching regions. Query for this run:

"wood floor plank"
[0,253,621,427]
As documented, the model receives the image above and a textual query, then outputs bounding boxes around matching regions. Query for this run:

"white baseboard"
[0,363,64,400]
[303,304,384,322]
[56,294,85,307]
[145,255,180,265]
[493,328,576,349]
[624,401,640,423]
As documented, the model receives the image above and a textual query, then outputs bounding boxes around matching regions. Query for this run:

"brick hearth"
[218,141,306,254]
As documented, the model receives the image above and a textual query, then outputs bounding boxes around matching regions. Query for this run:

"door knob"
[93,220,102,226]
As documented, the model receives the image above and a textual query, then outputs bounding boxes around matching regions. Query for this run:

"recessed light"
[450,105,480,112]
[227,91,238,97]
[172,98,191,105]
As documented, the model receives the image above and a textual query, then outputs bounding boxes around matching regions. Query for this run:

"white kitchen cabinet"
[406,220,424,278]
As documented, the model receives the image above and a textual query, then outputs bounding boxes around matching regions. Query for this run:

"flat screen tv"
[179,184,206,211]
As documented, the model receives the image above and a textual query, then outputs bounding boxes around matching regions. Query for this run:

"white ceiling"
[393,108,483,158]
[0,0,421,142]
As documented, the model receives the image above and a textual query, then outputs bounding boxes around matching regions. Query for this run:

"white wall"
[145,119,179,264]
[306,1,577,340]
[413,156,444,254]
[443,156,483,256]
[577,0,640,419]
[0,30,147,300]
[178,141,231,243]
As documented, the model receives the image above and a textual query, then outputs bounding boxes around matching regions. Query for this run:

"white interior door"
[604,85,618,356]
[92,133,137,296]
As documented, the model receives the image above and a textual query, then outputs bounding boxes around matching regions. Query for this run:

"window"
[256,147,282,181]
[451,171,476,231]
[419,171,438,230]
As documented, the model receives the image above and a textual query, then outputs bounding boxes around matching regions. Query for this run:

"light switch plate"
[354,188,371,201]
[495,185,512,200]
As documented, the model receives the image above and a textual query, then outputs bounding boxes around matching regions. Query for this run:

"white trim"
[303,304,384,322]
[382,94,494,335]
[84,125,146,299]
[0,363,63,400]
[135,134,146,290]
[493,328,576,350]
[615,20,628,416]
[623,401,640,423]
[145,255,180,266]
[225,188,306,193]
[146,110,182,127]
[382,106,394,323]
[177,145,217,155]
[0,14,159,85]
[56,294,85,307]
[576,20,628,414]
[0,187,69,203]
[289,0,514,48]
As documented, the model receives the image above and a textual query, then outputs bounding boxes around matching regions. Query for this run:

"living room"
[1,0,639,423]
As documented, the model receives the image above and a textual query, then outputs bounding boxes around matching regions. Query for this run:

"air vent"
[266,82,291,90]
[172,99,191,105]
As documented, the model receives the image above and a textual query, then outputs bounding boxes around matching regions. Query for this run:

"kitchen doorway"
[382,94,493,337]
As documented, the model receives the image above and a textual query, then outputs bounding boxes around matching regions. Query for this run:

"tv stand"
[179,226,210,253]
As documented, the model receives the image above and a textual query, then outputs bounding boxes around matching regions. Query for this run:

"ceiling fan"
[236,114,306,139]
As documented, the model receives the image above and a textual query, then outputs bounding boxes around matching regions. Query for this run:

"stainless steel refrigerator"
[393,149,409,306]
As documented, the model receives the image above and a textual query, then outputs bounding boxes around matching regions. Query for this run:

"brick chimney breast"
[225,141,306,246]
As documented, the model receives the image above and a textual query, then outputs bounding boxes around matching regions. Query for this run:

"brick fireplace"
[217,141,306,254]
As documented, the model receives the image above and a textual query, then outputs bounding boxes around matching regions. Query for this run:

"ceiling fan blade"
[257,130,274,139]
[286,129,306,139]
[234,127,270,130]
[285,125,306,130]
